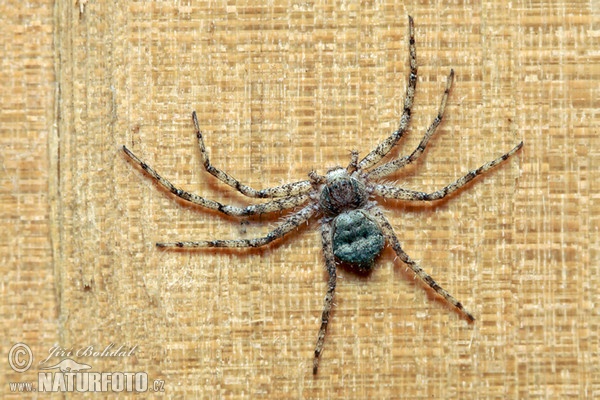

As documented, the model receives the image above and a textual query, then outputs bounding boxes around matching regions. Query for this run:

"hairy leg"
[358,16,417,170]
[156,204,316,248]
[369,207,475,321]
[372,142,523,201]
[313,220,337,374]
[192,111,312,198]
[367,69,454,179]
[123,145,310,216]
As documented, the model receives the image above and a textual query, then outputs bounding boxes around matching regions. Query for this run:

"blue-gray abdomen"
[332,209,385,270]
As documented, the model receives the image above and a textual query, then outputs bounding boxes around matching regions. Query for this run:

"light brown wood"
[3,0,599,398]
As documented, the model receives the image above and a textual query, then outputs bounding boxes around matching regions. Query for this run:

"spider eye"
[332,210,385,270]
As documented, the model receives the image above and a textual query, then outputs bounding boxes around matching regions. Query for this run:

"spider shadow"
[124,147,494,322]
[380,166,496,213]
[335,260,379,281]
[159,229,315,261]
[154,197,314,259]
[123,148,312,256]
[371,167,504,323]
[383,246,475,324]
[330,249,474,324]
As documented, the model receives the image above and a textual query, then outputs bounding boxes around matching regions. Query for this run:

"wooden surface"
[2,0,599,398]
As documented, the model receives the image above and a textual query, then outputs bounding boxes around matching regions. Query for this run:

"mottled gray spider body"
[316,167,383,269]
[123,16,523,374]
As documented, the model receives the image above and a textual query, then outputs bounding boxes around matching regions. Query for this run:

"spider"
[122,16,523,374]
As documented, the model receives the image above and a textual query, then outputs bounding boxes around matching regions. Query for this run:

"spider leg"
[313,219,336,374]
[358,15,417,170]
[156,204,316,248]
[192,112,312,198]
[367,69,454,179]
[369,208,475,321]
[123,146,310,216]
[372,142,523,201]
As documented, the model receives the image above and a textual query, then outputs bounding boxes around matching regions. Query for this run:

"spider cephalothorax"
[123,16,522,374]
[317,168,369,216]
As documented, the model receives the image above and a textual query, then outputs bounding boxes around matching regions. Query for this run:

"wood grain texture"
[3,0,599,398]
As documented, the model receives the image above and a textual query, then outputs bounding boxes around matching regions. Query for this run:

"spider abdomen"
[332,209,385,270]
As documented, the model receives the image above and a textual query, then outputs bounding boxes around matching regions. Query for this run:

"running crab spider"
[123,16,522,374]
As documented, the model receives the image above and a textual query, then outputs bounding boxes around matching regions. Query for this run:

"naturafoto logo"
[37,365,148,393]
[7,343,166,394]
